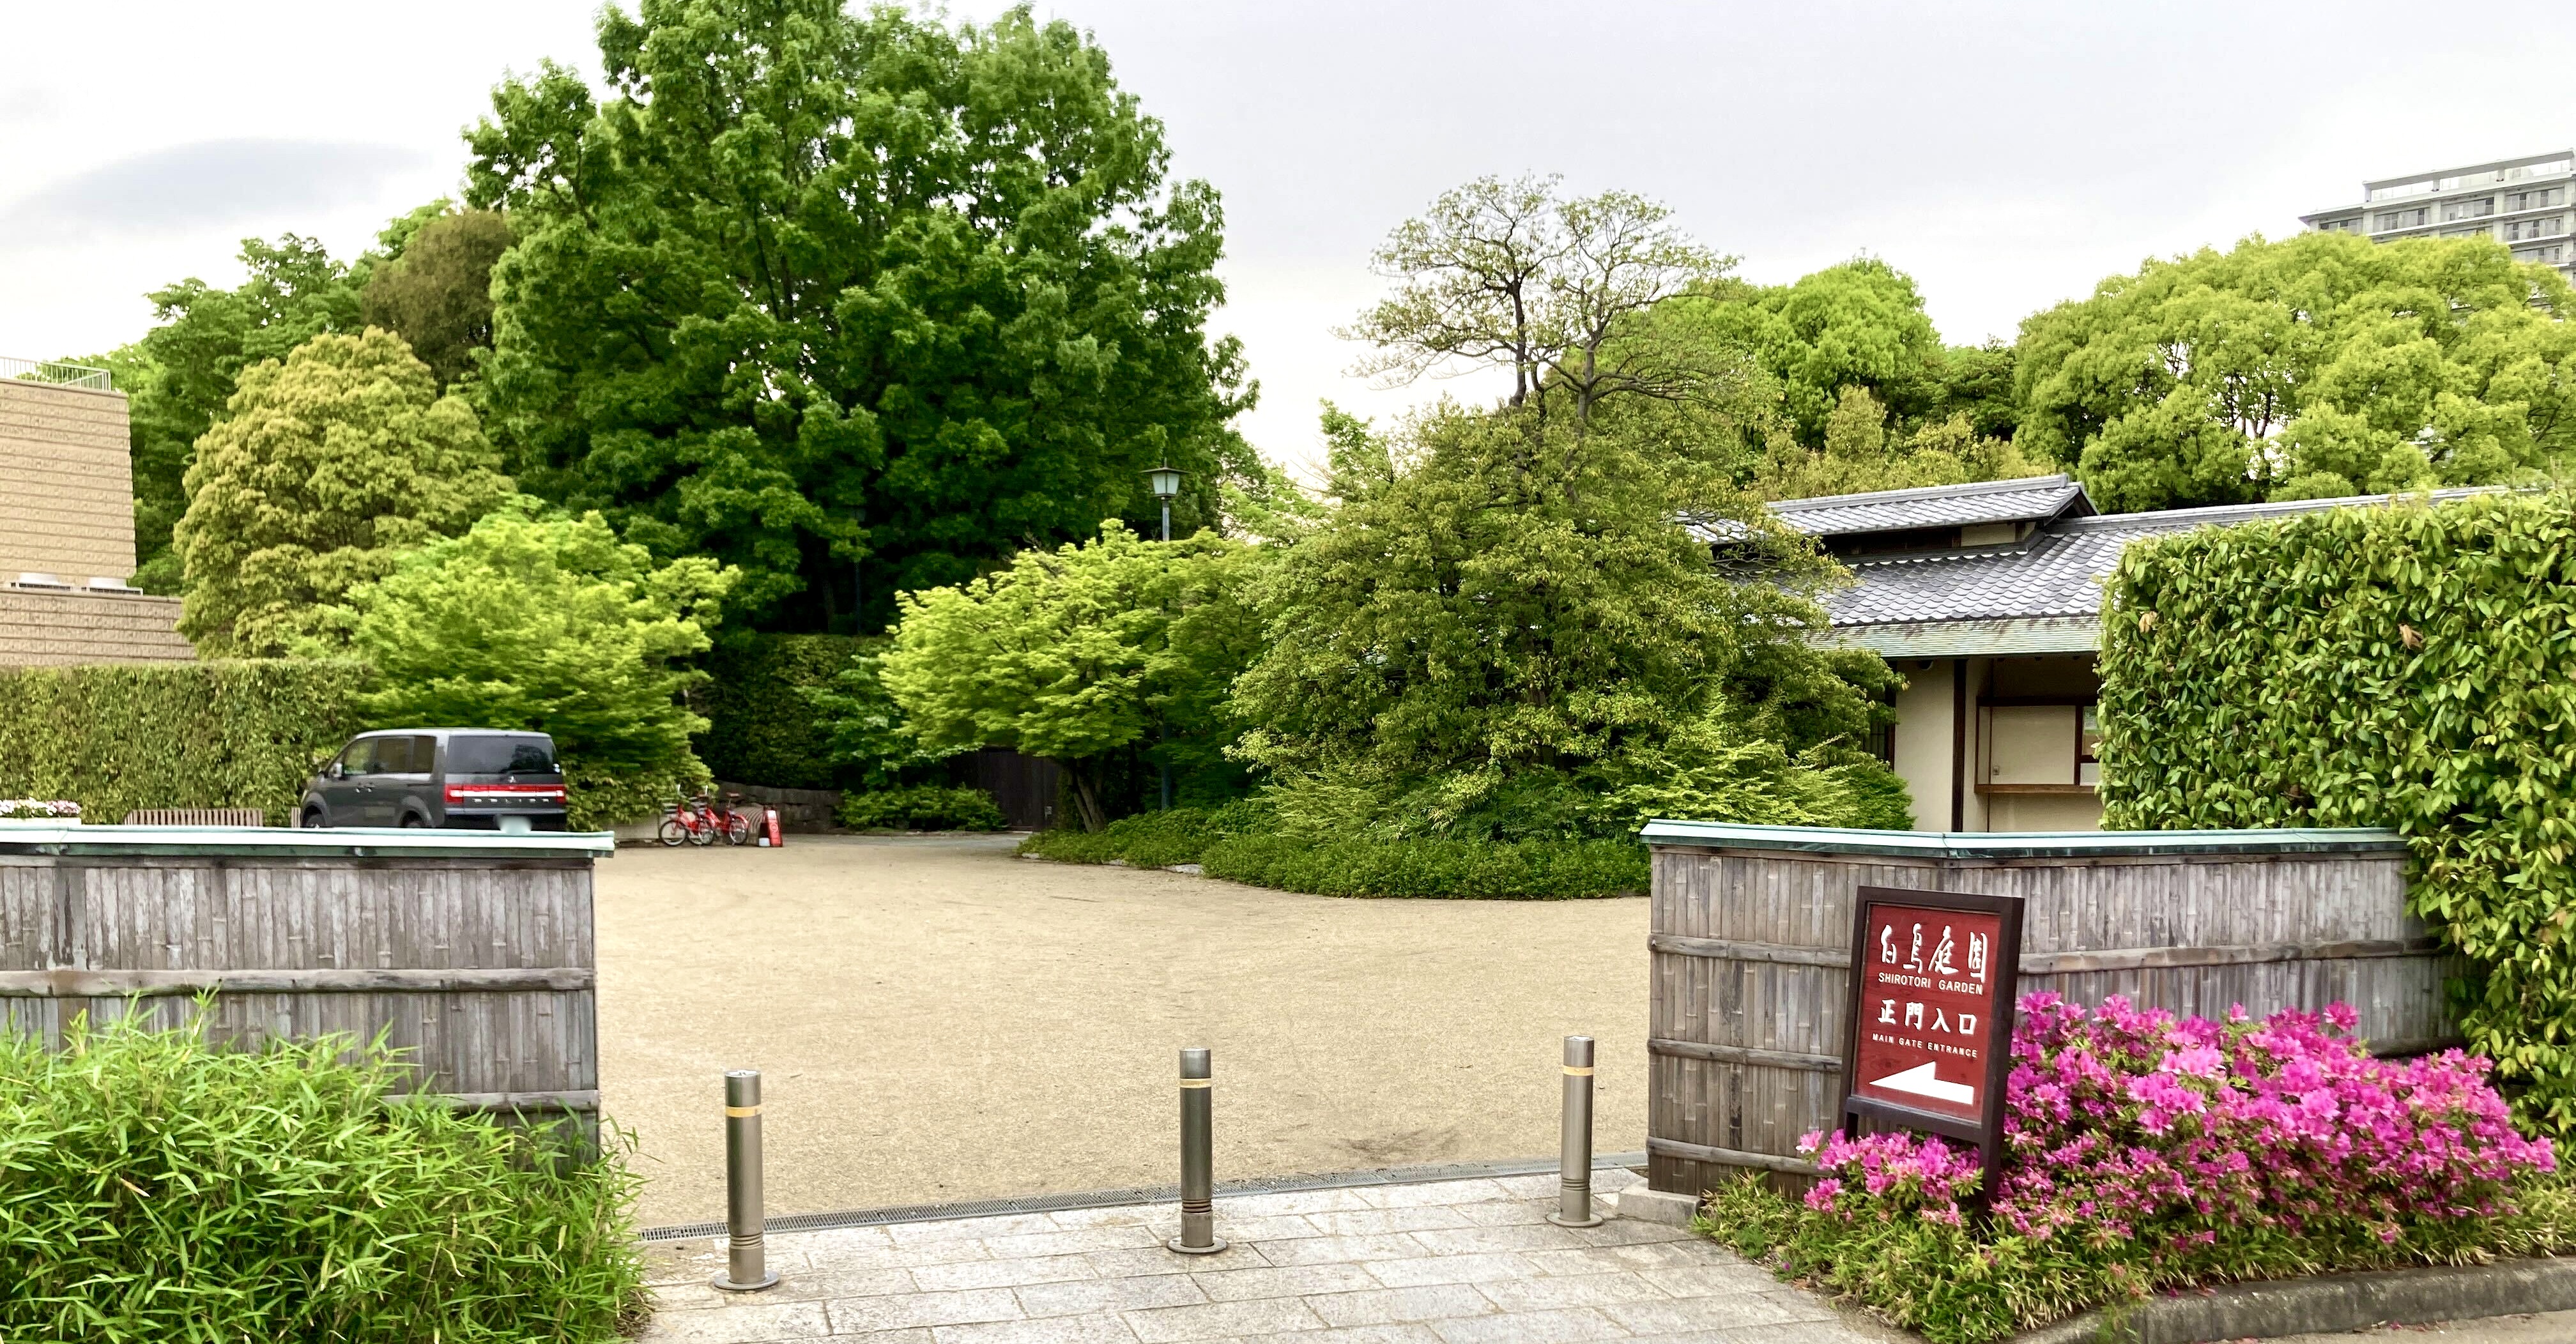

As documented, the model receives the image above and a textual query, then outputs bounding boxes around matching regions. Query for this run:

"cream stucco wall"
[1889,659,1956,831]
[1885,653,2104,833]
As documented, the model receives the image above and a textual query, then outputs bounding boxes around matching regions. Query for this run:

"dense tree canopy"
[1229,403,1902,839]
[360,209,513,388]
[336,501,736,829]
[878,523,1259,830]
[1747,390,2048,501]
[2017,231,2576,511]
[1682,257,1945,447]
[464,0,1254,634]
[89,236,366,591]
[174,330,512,657]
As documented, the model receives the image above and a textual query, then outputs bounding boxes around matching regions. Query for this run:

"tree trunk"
[1066,758,1110,832]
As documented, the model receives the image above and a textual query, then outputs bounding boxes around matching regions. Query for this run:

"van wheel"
[302,807,326,830]
[401,813,428,828]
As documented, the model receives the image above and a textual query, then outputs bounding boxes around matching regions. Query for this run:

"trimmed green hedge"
[2097,491,2576,1136]
[0,660,362,825]
[696,634,863,790]
[838,784,1005,832]
[1019,805,1648,899]
[1,1010,644,1341]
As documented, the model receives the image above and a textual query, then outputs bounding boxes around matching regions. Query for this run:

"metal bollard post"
[712,1069,780,1290]
[1547,1035,1604,1228]
[1166,1047,1227,1255]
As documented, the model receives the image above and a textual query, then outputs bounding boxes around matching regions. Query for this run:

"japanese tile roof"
[1767,475,2092,537]
[1818,487,2501,632]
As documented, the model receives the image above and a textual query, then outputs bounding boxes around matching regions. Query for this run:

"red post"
[762,807,783,847]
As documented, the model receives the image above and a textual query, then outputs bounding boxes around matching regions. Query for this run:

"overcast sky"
[6,1,2572,473]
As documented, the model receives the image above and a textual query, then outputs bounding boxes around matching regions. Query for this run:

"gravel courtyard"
[597,836,1650,1227]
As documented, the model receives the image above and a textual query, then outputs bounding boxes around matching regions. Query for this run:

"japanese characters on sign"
[1852,902,2005,1123]
[1840,885,2025,1178]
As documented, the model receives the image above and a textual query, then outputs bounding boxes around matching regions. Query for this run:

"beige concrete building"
[0,359,192,664]
[1734,476,2483,834]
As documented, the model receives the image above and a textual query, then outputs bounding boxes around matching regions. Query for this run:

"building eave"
[1821,615,2100,659]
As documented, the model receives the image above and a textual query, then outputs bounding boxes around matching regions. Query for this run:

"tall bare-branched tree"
[1341,174,1729,434]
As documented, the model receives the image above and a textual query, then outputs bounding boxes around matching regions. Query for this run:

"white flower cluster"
[0,798,80,820]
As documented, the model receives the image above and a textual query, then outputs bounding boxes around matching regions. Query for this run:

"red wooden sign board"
[1838,885,2024,1204]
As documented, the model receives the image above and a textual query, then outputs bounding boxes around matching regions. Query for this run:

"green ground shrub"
[1701,1170,2576,1344]
[1019,803,1646,898]
[0,1009,644,1341]
[1200,833,1644,899]
[837,784,1006,831]
[2096,491,2576,1136]
[0,660,362,824]
[697,633,865,790]
[1015,802,1259,867]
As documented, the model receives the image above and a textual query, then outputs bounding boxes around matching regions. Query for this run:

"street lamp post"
[1146,465,1183,812]
[1146,464,1182,543]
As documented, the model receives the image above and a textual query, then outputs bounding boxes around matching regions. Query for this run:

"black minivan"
[300,729,569,831]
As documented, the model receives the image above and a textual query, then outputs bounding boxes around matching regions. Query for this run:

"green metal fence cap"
[1634,820,2409,860]
[0,824,618,861]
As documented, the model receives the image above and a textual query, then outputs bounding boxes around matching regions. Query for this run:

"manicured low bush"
[0,1010,645,1342]
[838,784,1006,831]
[1018,802,1647,899]
[1016,804,1239,867]
[1199,833,1644,899]
[1703,993,2571,1344]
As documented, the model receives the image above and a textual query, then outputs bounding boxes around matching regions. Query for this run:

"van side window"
[340,740,381,774]
[376,737,415,773]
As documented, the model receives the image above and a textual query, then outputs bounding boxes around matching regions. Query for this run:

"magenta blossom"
[1798,995,2555,1248]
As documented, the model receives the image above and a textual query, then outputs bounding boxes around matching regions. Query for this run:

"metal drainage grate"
[641,1150,1648,1243]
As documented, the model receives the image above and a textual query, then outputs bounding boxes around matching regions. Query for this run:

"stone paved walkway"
[640,1170,1896,1343]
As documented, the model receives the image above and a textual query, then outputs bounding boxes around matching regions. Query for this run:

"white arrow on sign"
[1867,1061,1975,1105]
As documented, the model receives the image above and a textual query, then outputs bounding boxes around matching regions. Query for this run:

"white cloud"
[4,0,2569,475]
[3,139,427,242]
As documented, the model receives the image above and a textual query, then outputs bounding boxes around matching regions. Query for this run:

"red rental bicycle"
[657,789,757,846]
[657,790,719,846]
[706,791,757,846]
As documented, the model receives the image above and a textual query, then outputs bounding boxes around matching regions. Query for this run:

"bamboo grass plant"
[0,1009,645,1341]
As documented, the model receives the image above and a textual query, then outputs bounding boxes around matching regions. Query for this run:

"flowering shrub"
[1704,994,2575,1344]
[0,798,78,820]
[1805,993,2554,1239]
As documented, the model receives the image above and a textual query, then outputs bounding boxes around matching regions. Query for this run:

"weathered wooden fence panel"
[0,827,610,1118]
[1639,823,2445,1200]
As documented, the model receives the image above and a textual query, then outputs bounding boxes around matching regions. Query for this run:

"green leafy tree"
[2016,231,2576,511]
[877,523,1259,830]
[332,500,738,829]
[361,209,514,388]
[1749,389,2051,500]
[464,1,1255,634]
[91,236,366,591]
[804,639,942,790]
[174,330,513,657]
[1679,257,1945,447]
[1932,339,2019,440]
[1229,404,1902,839]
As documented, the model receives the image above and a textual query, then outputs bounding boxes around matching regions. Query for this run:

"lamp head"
[1146,464,1183,500]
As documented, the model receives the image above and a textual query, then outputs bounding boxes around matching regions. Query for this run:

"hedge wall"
[0,661,364,825]
[2097,491,2576,1135]
[694,634,863,790]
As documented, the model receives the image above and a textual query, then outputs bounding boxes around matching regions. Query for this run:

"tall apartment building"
[2301,150,2576,279]
[0,358,192,664]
